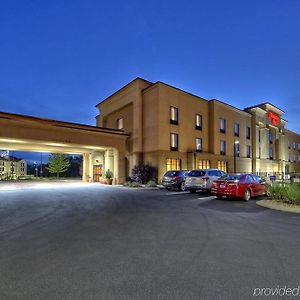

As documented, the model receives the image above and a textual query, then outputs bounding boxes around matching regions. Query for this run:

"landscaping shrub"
[123,181,142,188]
[146,180,157,187]
[269,183,300,205]
[131,164,156,184]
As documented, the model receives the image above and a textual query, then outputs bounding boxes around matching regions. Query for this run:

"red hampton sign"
[268,111,281,126]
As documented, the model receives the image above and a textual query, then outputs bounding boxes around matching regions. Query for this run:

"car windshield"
[188,170,206,177]
[164,171,179,177]
[220,174,243,181]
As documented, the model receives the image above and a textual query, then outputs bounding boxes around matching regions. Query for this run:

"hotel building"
[0,155,27,179]
[96,78,300,181]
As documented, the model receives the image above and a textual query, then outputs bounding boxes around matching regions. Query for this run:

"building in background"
[0,154,27,179]
[96,78,300,181]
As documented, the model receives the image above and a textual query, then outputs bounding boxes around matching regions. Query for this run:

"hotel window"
[246,145,251,158]
[269,148,273,160]
[246,127,251,140]
[196,138,202,152]
[288,153,291,162]
[288,140,291,149]
[220,140,226,155]
[293,142,296,150]
[234,142,240,157]
[170,106,178,125]
[170,133,178,151]
[166,158,181,171]
[234,123,239,137]
[198,159,210,169]
[116,118,124,130]
[269,132,273,144]
[298,155,300,162]
[218,161,228,172]
[195,114,202,130]
[258,129,261,143]
[220,118,226,133]
[294,154,296,162]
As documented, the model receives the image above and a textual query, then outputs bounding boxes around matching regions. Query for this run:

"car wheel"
[244,189,251,201]
[216,195,223,199]
[180,182,186,191]
[190,189,196,194]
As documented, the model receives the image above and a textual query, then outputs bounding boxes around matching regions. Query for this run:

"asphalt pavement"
[0,182,300,300]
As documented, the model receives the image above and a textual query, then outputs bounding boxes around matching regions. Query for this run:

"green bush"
[123,181,142,188]
[146,180,157,187]
[269,183,300,205]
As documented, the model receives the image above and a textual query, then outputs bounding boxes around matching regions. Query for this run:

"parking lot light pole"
[234,140,239,173]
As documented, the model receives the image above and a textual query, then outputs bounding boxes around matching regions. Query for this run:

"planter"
[106,178,113,185]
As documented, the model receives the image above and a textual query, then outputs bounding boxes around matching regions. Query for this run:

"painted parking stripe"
[164,191,190,196]
[198,196,216,200]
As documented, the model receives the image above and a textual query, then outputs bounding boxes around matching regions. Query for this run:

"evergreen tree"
[47,154,70,178]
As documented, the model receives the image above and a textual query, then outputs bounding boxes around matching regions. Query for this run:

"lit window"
[198,160,210,169]
[234,143,240,157]
[246,145,251,158]
[170,106,178,125]
[269,148,273,160]
[116,118,124,130]
[220,118,226,133]
[218,161,228,172]
[166,158,181,171]
[234,123,239,137]
[220,140,226,155]
[170,133,178,151]
[195,114,202,130]
[269,132,273,144]
[196,138,202,152]
[246,127,251,140]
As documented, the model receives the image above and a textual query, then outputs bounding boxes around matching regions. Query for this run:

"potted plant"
[105,169,113,185]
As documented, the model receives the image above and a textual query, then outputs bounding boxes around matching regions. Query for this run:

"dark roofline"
[0,111,129,136]
[244,102,285,114]
[210,99,252,116]
[95,77,153,107]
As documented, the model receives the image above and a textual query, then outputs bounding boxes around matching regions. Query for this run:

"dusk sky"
[1,0,300,162]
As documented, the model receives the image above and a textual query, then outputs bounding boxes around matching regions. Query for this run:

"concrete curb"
[256,200,300,214]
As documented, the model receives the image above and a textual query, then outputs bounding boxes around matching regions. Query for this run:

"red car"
[211,174,266,201]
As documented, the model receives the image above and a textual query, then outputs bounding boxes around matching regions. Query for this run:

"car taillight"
[202,177,209,181]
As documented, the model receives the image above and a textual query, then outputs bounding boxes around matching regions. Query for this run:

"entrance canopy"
[0,111,128,183]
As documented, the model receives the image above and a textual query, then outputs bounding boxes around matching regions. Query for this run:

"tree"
[131,164,156,184]
[47,154,70,178]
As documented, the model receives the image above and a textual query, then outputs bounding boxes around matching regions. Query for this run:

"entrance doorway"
[93,164,103,182]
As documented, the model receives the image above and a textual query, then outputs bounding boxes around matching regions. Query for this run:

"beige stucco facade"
[96,78,300,182]
[0,156,27,179]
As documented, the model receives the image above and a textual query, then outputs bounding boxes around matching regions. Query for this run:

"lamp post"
[234,141,239,173]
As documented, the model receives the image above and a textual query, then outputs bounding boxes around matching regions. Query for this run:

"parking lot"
[0,181,300,300]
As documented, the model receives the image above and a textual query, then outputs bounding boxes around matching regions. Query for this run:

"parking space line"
[198,196,216,200]
[164,191,190,196]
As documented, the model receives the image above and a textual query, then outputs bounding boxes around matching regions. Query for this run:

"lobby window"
[166,158,181,171]
[170,133,178,151]
[170,106,178,125]
[198,159,210,169]
[234,123,239,137]
[218,161,228,172]
[116,118,124,130]
[288,140,291,149]
[246,127,251,140]
[269,132,273,144]
[220,118,226,134]
[246,145,251,158]
[220,140,226,155]
[196,138,202,152]
[293,142,296,150]
[195,114,202,130]
[269,148,273,160]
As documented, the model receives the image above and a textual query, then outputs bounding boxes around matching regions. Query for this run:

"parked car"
[211,173,267,201]
[185,169,226,193]
[162,170,190,191]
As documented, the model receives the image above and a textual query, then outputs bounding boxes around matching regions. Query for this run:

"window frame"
[170,133,179,151]
[170,106,179,125]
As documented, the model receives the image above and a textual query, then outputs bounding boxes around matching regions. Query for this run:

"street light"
[234,140,239,173]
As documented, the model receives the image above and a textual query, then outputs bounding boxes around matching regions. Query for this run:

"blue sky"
[1,0,300,161]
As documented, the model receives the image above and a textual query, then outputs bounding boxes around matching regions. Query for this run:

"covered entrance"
[0,111,128,184]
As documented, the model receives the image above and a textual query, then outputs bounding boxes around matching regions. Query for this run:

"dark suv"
[162,170,190,191]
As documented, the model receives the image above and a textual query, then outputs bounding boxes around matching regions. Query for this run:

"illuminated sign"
[268,111,281,126]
